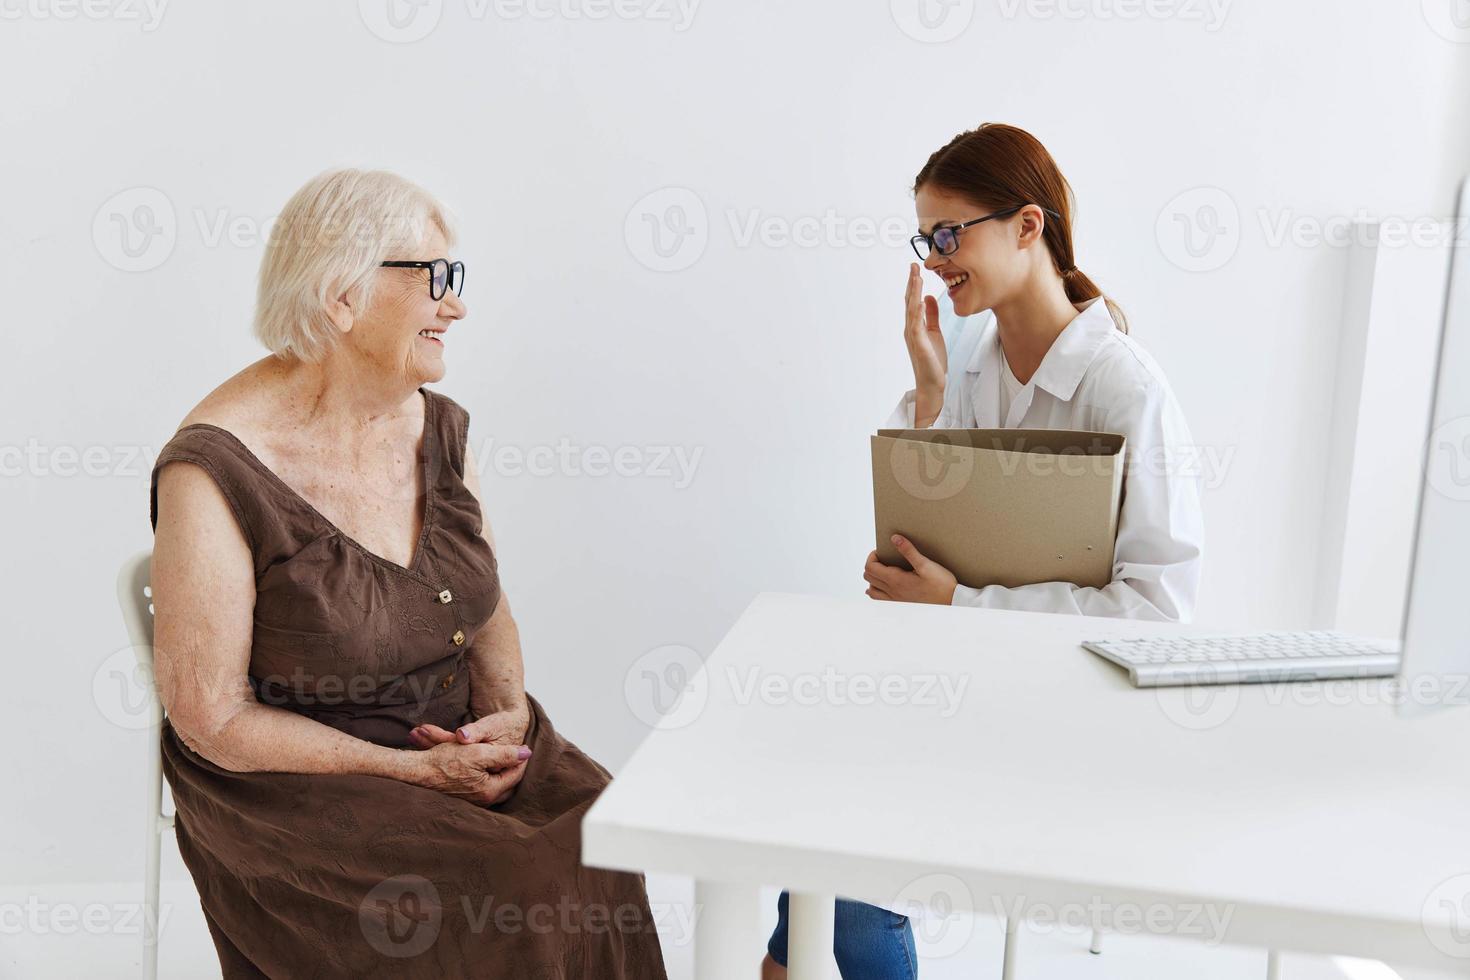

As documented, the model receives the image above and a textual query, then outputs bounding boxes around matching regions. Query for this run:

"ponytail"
[1060,266,1128,334]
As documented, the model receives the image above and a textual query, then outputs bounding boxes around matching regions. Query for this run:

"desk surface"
[583,592,1470,971]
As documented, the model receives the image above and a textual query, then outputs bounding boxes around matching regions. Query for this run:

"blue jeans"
[767,891,917,979]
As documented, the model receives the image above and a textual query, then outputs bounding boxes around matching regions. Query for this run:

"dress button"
[452,629,465,646]
[438,589,453,604]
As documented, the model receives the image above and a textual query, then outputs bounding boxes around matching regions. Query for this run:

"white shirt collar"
[965,296,1117,403]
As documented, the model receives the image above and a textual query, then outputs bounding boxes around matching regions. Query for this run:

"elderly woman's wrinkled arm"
[408,443,530,755]
[460,442,528,728]
[152,461,527,806]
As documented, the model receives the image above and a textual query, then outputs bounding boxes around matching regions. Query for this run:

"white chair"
[116,549,172,980]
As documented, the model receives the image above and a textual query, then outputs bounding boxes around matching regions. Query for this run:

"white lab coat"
[886,296,1203,622]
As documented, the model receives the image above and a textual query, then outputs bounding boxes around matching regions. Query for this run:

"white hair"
[253,169,457,362]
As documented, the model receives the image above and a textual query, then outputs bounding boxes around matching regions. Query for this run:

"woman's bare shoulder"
[175,356,287,435]
[154,358,286,539]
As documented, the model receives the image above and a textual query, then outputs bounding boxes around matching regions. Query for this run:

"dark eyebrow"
[917,219,961,235]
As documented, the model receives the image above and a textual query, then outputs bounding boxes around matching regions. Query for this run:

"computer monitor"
[1397,174,1470,717]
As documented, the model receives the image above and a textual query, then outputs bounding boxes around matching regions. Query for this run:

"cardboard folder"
[871,428,1126,590]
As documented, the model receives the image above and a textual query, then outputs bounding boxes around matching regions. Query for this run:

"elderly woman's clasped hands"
[408,702,532,806]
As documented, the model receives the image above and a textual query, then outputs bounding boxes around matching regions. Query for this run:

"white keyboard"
[1081,631,1401,688]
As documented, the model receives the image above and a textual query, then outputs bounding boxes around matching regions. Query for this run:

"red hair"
[915,123,1128,333]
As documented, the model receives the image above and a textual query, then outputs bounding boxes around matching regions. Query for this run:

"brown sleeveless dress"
[148,387,667,980]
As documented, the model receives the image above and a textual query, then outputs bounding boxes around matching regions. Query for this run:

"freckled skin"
[153,222,533,805]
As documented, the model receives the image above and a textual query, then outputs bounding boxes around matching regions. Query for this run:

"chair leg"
[144,816,162,980]
[1090,928,1103,954]
[1001,916,1019,980]
[1266,949,1282,979]
[143,715,165,980]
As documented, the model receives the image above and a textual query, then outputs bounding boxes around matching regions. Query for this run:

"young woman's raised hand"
[904,263,947,426]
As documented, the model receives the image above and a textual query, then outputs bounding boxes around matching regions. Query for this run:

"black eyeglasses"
[910,205,1062,261]
[380,259,466,301]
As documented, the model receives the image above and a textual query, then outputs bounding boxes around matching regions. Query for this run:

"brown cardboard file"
[871,428,1126,590]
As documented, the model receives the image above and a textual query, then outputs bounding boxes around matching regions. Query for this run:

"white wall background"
[2,0,1468,900]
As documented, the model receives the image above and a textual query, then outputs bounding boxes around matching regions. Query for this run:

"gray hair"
[253,169,456,362]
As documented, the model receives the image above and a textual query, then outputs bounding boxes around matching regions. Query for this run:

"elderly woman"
[148,169,667,978]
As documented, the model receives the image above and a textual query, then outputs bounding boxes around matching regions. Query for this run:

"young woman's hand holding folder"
[863,534,958,605]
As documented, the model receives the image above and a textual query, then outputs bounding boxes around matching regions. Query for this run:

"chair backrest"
[116,550,161,728]
[117,550,155,657]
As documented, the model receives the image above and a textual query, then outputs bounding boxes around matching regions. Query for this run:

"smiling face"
[915,184,1047,317]
[345,223,466,386]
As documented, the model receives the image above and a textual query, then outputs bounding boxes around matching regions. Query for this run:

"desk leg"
[787,891,837,980]
[694,881,762,980]
[1001,916,1019,980]
[1266,949,1282,980]
[1089,928,1103,954]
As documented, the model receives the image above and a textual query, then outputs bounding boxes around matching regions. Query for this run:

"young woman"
[762,124,1204,977]
[871,122,1204,617]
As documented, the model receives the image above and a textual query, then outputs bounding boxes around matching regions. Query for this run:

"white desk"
[583,592,1470,978]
